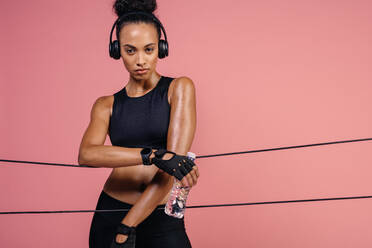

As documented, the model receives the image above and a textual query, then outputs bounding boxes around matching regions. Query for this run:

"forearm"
[78,145,145,168]
[121,170,174,227]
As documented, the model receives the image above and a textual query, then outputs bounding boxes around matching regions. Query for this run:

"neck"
[126,71,161,92]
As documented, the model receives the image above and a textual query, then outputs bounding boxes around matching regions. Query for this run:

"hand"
[180,164,199,188]
[154,150,200,188]
[151,149,200,187]
[160,151,200,188]
[115,234,128,244]
[110,223,136,248]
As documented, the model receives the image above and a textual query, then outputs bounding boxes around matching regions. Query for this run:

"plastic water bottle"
[164,151,196,218]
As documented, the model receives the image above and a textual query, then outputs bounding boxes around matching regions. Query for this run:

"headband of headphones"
[108,11,169,59]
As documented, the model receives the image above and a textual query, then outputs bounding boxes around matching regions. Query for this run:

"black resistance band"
[1,137,371,168]
[1,195,371,215]
[1,137,371,215]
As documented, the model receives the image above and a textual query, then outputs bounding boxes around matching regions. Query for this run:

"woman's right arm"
[77,96,154,168]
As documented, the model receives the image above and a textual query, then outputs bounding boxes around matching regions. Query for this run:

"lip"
[135,69,149,74]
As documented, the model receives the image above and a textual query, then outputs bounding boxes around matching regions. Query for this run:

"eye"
[126,49,134,54]
[146,47,154,52]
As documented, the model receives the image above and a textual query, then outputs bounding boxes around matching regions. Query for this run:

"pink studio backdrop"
[1,0,372,247]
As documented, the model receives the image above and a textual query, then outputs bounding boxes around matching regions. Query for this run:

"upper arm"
[78,95,113,161]
[166,76,197,156]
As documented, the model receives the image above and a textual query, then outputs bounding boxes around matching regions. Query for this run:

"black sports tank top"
[108,76,174,150]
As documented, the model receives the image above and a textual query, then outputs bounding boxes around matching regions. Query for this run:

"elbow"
[77,153,86,166]
[77,150,87,166]
[78,148,94,167]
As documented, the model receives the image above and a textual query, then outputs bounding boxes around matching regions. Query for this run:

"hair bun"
[113,0,157,17]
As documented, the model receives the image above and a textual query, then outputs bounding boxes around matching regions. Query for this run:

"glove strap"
[116,223,136,236]
[154,149,176,159]
[140,147,153,165]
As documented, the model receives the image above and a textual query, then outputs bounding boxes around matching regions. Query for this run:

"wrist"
[121,219,136,228]
[140,147,153,165]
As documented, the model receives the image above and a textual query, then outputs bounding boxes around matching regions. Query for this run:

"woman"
[77,0,199,247]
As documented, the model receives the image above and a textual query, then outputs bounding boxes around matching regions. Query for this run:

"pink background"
[1,0,372,247]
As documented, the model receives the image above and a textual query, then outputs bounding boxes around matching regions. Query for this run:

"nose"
[136,51,146,66]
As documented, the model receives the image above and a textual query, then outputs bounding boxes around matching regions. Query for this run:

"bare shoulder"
[91,95,115,120]
[168,76,196,104]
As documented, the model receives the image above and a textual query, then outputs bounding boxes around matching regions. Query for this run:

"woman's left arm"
[121,76,199,228]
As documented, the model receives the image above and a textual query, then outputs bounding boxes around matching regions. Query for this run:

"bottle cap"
[186,151,196,160]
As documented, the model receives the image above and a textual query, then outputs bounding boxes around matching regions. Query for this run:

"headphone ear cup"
[158,39,168,59]
[109,40,121,60]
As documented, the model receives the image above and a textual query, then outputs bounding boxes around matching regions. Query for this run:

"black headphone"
[109,11,169,60]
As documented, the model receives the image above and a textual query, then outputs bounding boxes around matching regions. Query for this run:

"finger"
[193,166,200,177]
[185,173,193,187]
[116,234,128,244]
[182,160,193,171]
[174,171,185,183]
[180,173,191,187]
[181,177,189,187]
[181,162,197,186]
[179,163,192,176]
[189,170,198,185]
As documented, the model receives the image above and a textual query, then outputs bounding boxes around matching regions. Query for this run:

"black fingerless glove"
[151,149,196,181]
[140,147,153,165]
[110,223,136,248]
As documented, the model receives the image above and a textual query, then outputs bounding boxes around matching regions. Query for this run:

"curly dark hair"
[112,0,161,42]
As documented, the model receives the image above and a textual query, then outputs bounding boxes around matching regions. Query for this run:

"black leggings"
[89,191,192,248]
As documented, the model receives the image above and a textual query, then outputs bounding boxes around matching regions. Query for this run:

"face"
[119,22,159,80]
